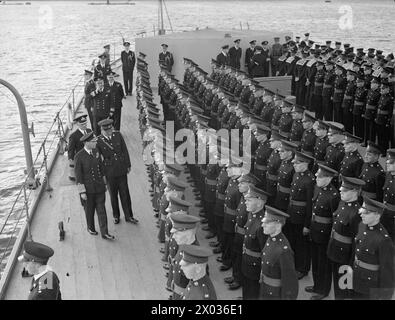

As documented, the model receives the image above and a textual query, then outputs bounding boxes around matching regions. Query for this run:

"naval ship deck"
[3,66,326,300]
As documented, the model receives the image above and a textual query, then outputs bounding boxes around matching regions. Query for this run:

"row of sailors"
[207,58,395,155]
[149,58,394,300]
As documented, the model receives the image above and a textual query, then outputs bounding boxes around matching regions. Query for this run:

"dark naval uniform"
[322,68,336,121]
[314,136,330,165]
[96,130,134,222]
[68,128,92,165]
[382,173,395,241]
[327,200,361,299]
[375,91,394,154]
[84,78,96,125]
[339,150,363,178]
[325,143,345,172]
[222,178,242,267]
[259,232,298,300]
[229,46,242,69]
[266,150,281,204]
[341,79,356,133]
[289,119,304,148]
[159,51,174,72]
[94,62,112,82]
[245,47,255,76]
[253,140,272,189]
[363,86,381,145]
[353,84,368,139]
[301,128,316,157]
[270,42,283,76]
[204,164,220,235]
[92,88,111,135]
[182,275,217,300]
[121,49,136,95]
[332,73,346,123]
[251,52,266,78]
[107,80,125,131]
[74,148,110,236]
[278,112,293,139]
[216,52,230,67]
[360,162,385,202]
[242,209,267,300]
[28,271,61,300]
[284,169,314,276]
[310,183,340,297]
[274,159,294,212]
[312,67,325,119]
[353,222,394,299]
[214,167,230,250]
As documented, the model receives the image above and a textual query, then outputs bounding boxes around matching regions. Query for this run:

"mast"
[158,0,165,35]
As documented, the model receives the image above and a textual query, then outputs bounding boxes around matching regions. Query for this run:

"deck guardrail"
[0,57,122,281]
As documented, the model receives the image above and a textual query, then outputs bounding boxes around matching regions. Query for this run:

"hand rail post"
[72,88,75,113]
[42,142,53,192]
[23,184,32,241]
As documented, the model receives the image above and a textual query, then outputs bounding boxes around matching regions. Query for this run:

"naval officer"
[121,41,136,96]
[18,241,61,300]
[106,71,125,131]
[74,132,115,240]
[96,119,138,225]
[159,44,174,72]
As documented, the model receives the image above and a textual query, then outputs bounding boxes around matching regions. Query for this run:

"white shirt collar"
[34,265,52,281]
[78,128,86,134]
[84,147,91,154]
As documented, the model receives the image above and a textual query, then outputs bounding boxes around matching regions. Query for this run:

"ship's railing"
[0,57,122,281]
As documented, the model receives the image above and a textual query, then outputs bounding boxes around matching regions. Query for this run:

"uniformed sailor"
[217,44,230,67]
[300,111,317,157]
[313,120,330,167]
[18,241,61,300]
[332,63,347,123]
[251,46,265,78]
[311,58,325,119]
[321,58,336,121]
[375,80,394,154]
[359,141,385,202]
[245,40,256,76]
[94,53,112,83]
[121,41,136,96]
[270,37,283,76]
[266,131,284,204]
[324,122,345,175]
[284,151,315,280]
[91,77,111,135]
[159,44,174,72]
[102,44,111,66]
[74,132,114,240]
[339,132,363,179]
[84,69,96,126]
[68,114,92,181]
[229,39,242,70]
[251,124,272,189]
[289,104,304,147]
[96,119,138,225]
[169,214,201,299]
[180,245,217,300]
[363,76,381,146]
[278,98,294,139]
[327,176,365,299]
[305,164,340,300]
[353,74,368,139]
[106,72,125,131]
[241,186,270,300]
[382,149,395,241]
[341,69,357,133]
[353,197,394,300]
[259,206,299,300]
[274,140,297,212]
[261,41,271,77]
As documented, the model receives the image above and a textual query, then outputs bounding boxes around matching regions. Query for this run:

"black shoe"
[224,276,234,284]
[205,233,216,239]
[297,271,308,280]
[228,281,241,290]
[126,217,139,224]
[209,241,220,248]
[201,226,210,231]
[68,176,76,181]
[88,229,98,235]
[310,293,327,300]
[114,218,120,224]
[158,239,165,244]
[163,263,170,270]
[220,264,231,271]
[216,256,223,263]
[159,248,165,254]
[304,286,317,293]
[102,233,115,240]
[154,213,159,218]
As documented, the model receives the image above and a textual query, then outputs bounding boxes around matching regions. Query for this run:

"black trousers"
[242,275,260,300]
[107,174,134,220]
[312,94,323,120]
[221,231,234,267]
[333,102,342,123]
[331,261,353,300]
[364,119,376,145]
[283,223,311,274]
[204,201,216,233]
[322,96,333,121]
[214,215,224,246]
[232,234,244,283]
[112,109,122,131]
[123,70,133,94]
[343,108,353,134]
[84,192,109,236]
[376,123,391,155]
[311,241,332,296]
[353,114,364,139]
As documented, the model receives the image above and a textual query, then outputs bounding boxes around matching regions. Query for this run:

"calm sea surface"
[0,0,394,265]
